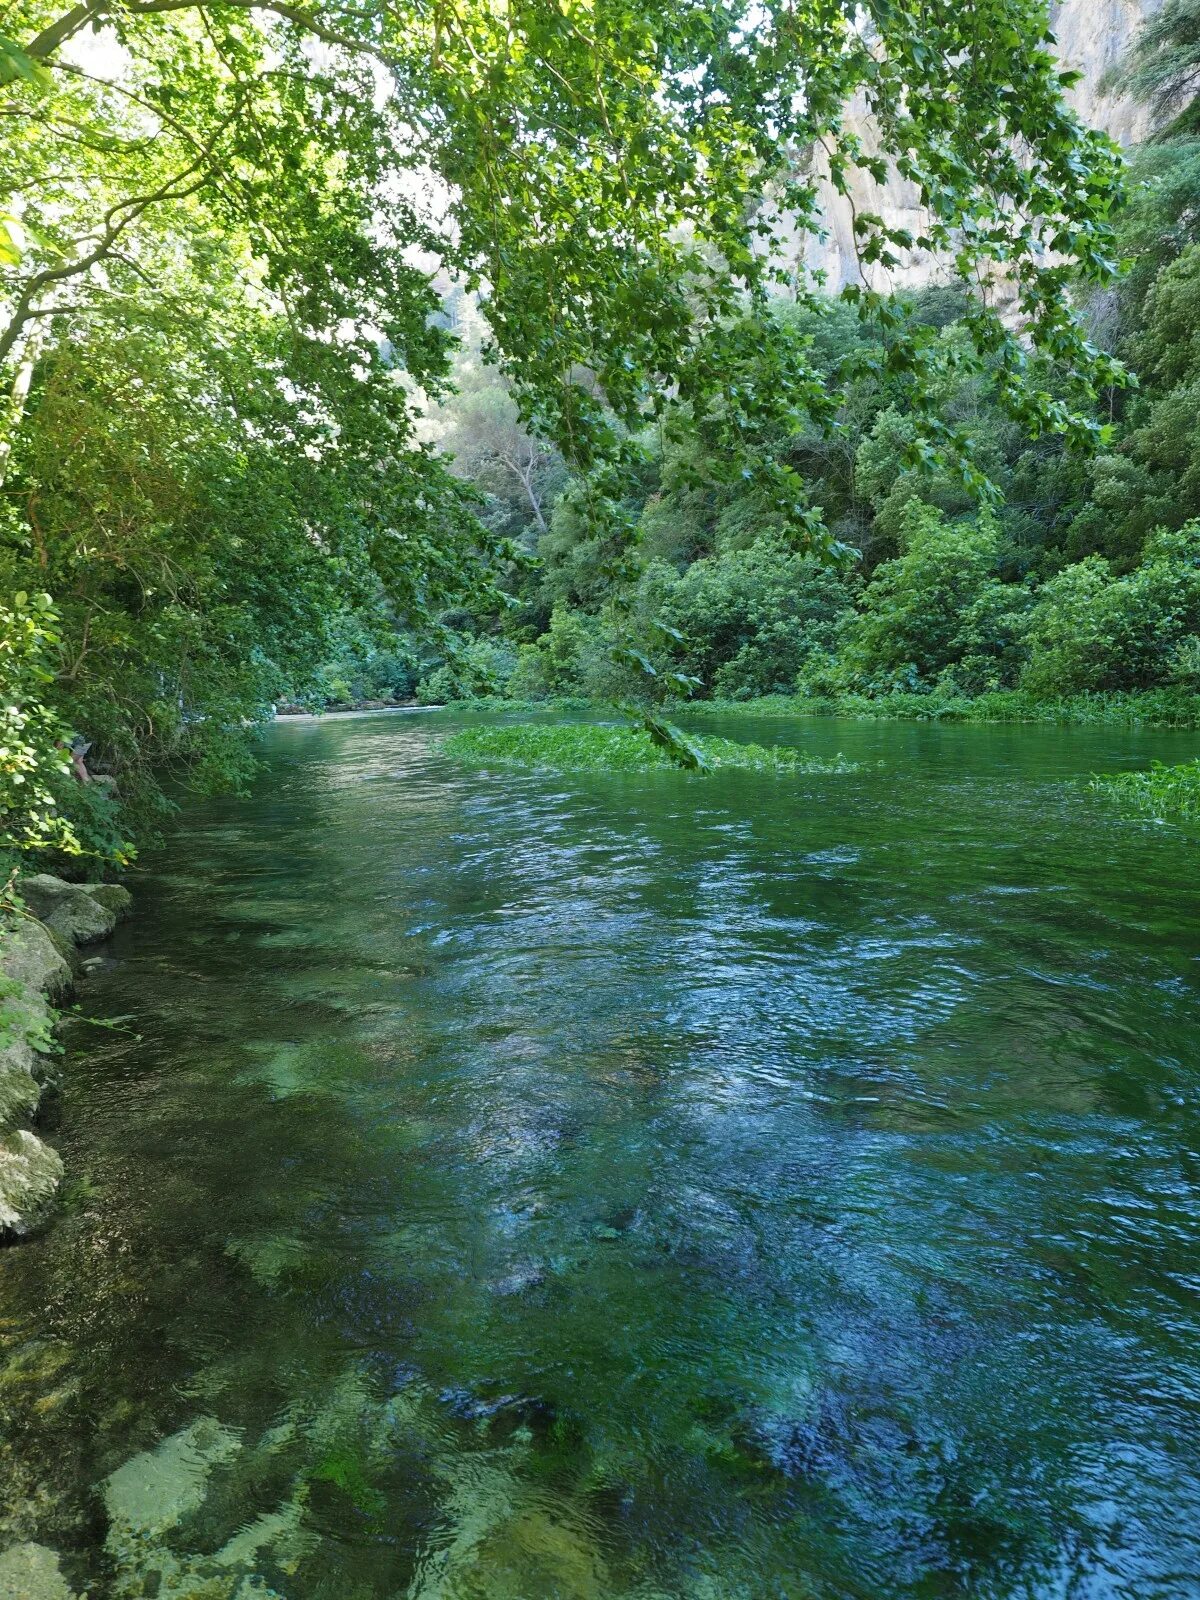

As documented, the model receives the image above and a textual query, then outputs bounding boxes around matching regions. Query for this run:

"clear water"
[3,709,1200,1599]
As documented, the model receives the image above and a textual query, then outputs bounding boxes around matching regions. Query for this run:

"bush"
[836,503,1028,693]
[1022,523,1200,695]
[0,591,131,867]
[657,536,854,699]
[504,608,598,700]
[415,636,516,704]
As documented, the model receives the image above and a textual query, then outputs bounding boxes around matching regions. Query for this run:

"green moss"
[441,723,858,775]
[1091,758,1200,822]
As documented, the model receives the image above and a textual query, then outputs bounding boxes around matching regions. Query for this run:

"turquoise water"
[3,709,1200,1598]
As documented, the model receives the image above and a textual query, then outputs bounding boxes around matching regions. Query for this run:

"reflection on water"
[3,709,1200,1598]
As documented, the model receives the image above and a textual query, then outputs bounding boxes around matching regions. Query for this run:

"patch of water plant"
[440,723,859,775]
[1091,757,1200,821]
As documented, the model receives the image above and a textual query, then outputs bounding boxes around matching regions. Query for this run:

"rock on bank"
[0,875,132,1237]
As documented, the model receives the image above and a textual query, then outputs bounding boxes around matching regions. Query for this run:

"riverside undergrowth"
[441,723,858,775]
[677,689,1200,729]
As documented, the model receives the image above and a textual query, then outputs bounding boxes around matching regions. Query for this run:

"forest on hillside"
[335,15,1200,728]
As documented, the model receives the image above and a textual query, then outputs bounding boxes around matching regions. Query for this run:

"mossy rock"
[1,918,73,1004]
[81,882,133,918]
[16,877,117,948]
[0,1130,64,1237]
[0,1541,76,1599]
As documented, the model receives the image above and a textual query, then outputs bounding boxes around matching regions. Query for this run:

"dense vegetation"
[4,0,1197,867]
[400,188,1200,719]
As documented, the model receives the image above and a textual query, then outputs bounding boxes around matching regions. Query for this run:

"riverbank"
[680,688,1200,727]
[332,687,1200,730]
[0,876,131,1237]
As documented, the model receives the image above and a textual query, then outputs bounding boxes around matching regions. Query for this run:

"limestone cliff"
[792,0,1163,294]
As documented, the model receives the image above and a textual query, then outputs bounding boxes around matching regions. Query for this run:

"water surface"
[3,710,1200,1599]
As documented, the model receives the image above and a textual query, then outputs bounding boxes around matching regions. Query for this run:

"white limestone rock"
[0,1132,64,1237]
[0,1541,76,1600]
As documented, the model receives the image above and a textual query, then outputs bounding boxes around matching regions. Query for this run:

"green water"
[4,709,1200,1599]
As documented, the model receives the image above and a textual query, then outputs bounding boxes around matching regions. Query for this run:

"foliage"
[441,722,858,775]
[416,638,517,705]
[657,538,854,700]
[0,591,73,854]
[1022,524,1200,695]
[0,590,129,861]
[705,688,1200,726]
[1092,757,1200,820]
[430,355,566,542]
[0,0,1158,808]
[1121,0,1200,138]
[834,503,1029,694]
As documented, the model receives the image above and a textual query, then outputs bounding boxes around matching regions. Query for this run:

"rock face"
[0,1541,77,1600]
[788,0,1163,296]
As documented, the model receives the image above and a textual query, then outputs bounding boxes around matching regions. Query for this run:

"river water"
[3,709,1200,1600]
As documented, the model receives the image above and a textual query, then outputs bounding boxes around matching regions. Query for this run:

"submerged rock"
[103,1416,243,1540]
[409,1462,609,1600]
[0,1131,64,1237]
[0,1542,76,1600]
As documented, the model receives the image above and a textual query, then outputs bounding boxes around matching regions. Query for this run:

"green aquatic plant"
[441,724,858,775]
[310,1447,387,1520]
[1091,757,1200,821]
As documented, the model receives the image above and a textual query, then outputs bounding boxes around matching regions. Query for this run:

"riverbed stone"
[0,1131,64,1236]
[103,1416,243,1540]
[0,1541,76,1600]
[16,876,117,947]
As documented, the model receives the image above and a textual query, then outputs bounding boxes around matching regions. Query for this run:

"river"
[2,709,1200,1599]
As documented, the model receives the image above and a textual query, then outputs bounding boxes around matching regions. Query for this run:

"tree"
[3,0,1126,492]
[431,359,565,538]
[1121,0,1200,138]
[837,502,1028,693]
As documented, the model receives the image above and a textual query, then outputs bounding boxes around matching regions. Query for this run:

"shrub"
[657,535,854,699]
[1022,523,1200,695]
[0,591,131,866]
[415,637,516,704]
[504,608,598,700]
[836,503,1028,693]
